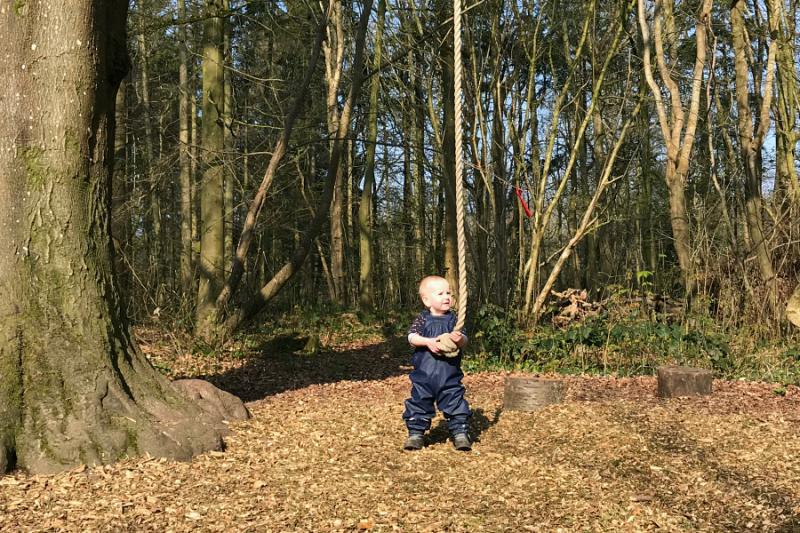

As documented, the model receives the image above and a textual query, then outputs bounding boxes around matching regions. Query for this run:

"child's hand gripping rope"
[435,331,462,358]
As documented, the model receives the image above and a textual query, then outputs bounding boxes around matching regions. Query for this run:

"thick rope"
[453,0,467,333]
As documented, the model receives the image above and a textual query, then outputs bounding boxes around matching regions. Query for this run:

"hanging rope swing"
[435,0,468,358]
[453,0,467,334]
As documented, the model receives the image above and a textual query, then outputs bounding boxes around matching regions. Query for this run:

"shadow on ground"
[608,406,800,530]
[427,407,502,446]
[199,333,411,402]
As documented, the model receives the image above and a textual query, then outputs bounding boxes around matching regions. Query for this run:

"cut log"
[656,366,713,398]
[503,377,566,412]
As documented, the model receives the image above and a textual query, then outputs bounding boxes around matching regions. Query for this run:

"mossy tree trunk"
[0,0,223,475]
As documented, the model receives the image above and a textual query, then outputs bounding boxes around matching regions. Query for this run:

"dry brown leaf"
[357,518,375,530]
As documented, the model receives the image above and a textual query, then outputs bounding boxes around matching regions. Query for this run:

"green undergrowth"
[145,304,800,388]
[200,306,405,359]
[464,303,800,386]
[249,306,397,345]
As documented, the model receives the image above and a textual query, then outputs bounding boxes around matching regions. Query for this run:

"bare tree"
[637,0,714,295]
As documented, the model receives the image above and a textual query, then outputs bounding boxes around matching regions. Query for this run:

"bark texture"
[0,0,223,474]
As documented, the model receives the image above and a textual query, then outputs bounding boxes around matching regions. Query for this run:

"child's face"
[421,279,452,315]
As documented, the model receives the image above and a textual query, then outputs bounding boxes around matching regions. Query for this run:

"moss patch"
[21,146,47,191]
[13,0,26,16]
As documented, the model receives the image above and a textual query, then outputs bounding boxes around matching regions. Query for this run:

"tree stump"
[503,376,566,412]
[656,366,713,398]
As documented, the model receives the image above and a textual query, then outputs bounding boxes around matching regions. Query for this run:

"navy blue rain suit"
[402,310,472,435]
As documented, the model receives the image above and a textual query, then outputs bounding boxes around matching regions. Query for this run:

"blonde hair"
[418,275,448,297]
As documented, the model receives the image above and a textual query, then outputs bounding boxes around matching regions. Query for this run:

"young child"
[402,276,472,451]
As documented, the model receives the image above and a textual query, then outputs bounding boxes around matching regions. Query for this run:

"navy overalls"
[402,310,472,435]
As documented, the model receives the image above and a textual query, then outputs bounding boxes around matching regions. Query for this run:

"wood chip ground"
[1,331,798,532]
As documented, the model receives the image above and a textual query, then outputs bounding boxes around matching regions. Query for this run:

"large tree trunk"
[196,0,226,340]
[0,0,223,475]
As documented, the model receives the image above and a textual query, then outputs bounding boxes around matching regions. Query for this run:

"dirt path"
[1,336,799,532]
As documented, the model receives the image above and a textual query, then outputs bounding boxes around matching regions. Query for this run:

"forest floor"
[1,322,800,532]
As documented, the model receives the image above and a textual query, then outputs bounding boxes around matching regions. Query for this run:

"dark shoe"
[403,434,424,451]
[452,433,471,451]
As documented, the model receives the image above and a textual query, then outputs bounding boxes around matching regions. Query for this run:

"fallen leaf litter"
[1,330,798,532]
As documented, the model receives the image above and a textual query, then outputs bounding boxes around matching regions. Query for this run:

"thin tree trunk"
[224,0,374,333]
[297,157,337,301]
[196,0,226,340]
[773,10,800,281]
[732,0,779,311]
[523,1,596,316]
[223,0,235,271]
[411,36,427,281]
[214,9,330,315]
[441,32,459,296]
[773,0,798,204]
[492,72,509,306]
[637,0,713,296]
[137,31,162,299]
[191,64,199,271]
[178,0,194,300]
[586,64,604,289]
[325,0,346,306]
[359,0,385,310]
[637,70,656,275]
[112,78,131,300]
[529,101,643,318]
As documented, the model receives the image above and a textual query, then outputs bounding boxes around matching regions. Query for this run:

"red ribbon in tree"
[515,186,532,218]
